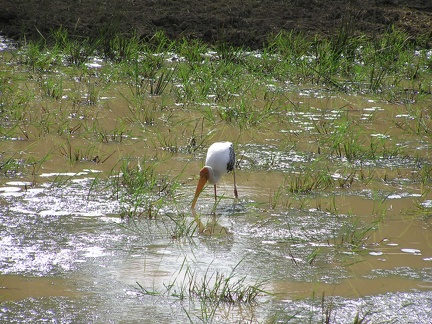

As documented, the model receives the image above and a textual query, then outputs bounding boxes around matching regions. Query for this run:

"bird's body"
[205,142,235,183]
[192,142,238,208]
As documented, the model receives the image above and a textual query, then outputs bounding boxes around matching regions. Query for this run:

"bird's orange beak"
[191,168,209,208]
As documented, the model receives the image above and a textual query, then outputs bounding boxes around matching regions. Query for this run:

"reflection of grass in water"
[58,140,114,165]
[331,218,380,254]
[317,292,371,324]
[270,290,372,323]
[267,193,387,268]
[268,164,372,208]
[165,211,199,239]
[394,104,432,137]
[311,109,403,163]
[136,258,270,322]
[178,259,268,304]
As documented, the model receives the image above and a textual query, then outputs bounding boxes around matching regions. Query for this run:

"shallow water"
[1,170,431,322]
[1,42,432,322]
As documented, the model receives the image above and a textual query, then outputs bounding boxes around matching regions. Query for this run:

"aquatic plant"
[149,67,176,96]
[332,218,379,252]
[0,155,24,176]
[58,140,113,165]
[287,168,333,194]
[110,157,180,218]
[394,104,431,136]
[137,258,269,304]
[119,91,158,127]
[100,32,142,63]
[51,27,98,66]
[175,37,207,63]
[318,292,371,324]
[37,74,63,100]
[165,211,198,239]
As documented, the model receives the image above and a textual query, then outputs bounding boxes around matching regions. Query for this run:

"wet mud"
[0,0,431,48]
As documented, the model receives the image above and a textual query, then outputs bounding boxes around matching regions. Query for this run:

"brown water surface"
[0,48,431,323]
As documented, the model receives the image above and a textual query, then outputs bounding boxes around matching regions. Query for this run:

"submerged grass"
[9,26,432,99]
[137,258,269,304]
[1,26,431,215]
[109,157,180,219]
[135,258,270,322]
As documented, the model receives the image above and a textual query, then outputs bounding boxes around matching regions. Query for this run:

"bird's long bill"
[191,176,207,209]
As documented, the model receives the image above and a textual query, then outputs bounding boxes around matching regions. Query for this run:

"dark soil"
[1,0,431,49]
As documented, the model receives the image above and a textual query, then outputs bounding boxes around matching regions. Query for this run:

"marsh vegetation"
[0,28,431,322]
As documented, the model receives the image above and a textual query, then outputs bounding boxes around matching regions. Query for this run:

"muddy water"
[1,51,432,322]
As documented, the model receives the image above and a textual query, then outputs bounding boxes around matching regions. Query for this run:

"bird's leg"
[214,184,217,201]
[233,168,238,198]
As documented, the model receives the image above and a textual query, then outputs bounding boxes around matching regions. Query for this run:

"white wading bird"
[191,142,238,208]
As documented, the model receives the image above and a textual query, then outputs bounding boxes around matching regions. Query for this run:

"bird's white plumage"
[205,142,234,184]
[191,141,238,208]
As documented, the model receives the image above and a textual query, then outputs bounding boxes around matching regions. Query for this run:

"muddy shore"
[0,0,431,48]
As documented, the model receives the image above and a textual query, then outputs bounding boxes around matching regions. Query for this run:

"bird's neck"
[205,166,220,184]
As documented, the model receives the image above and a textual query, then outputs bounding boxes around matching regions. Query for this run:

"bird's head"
[191,167,210,208]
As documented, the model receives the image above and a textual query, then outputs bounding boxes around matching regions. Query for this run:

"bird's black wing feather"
[227,144,235,172]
